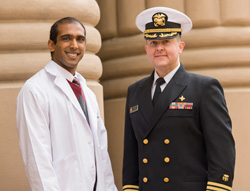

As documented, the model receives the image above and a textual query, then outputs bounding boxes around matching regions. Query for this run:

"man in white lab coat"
[16,17,117,191]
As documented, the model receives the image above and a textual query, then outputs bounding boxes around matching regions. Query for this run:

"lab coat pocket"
[52,153,81,191]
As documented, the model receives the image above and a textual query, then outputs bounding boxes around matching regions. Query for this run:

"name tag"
[130,105,139,113]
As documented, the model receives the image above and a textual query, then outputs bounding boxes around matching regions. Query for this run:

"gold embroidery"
[145,33,157,38]
[222,174,229,182]
[153,13,166,27]
[159,32,177,38]
[144,28,182,34]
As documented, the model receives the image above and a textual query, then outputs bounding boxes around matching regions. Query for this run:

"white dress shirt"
[151,63,180,99]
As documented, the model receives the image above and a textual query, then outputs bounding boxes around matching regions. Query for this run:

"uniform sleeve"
[16,83,60,191]
[97,109,118,191]
[200,78,235,191]
[122,87,140,191]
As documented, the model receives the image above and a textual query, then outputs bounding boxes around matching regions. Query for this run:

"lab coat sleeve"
[16,82,60,191]
[97,109,118,191]
[200,78,235,190]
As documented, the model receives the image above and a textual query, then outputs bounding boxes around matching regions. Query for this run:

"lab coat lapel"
[54,76,85,117]
[77,75,98,131]
[137,74,154,124]
[145,65,188,137]
[45,61,88,121]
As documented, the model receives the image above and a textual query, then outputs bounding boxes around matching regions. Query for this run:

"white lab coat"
[16,61,117,191]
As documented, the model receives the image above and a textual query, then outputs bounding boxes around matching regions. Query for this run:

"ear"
[178,41,185,54]
[48,40,55,53]
[145,44,148,52]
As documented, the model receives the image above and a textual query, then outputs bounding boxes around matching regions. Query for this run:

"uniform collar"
[153,62,180,85]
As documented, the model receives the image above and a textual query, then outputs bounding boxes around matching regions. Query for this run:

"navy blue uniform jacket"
[122,64,235,191]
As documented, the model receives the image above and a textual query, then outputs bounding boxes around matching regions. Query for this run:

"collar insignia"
[179,95,185,102]
[222,174,229,182]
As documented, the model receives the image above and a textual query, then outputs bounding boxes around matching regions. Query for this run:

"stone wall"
[97,0,250,190]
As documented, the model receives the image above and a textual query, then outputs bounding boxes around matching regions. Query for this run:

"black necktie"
[72,78,89,123]
[152,77,166,106]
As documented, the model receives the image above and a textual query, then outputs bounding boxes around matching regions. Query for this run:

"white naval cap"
[136,7,192,39]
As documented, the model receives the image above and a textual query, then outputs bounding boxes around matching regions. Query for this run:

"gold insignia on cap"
[153,13,166,27]
[222,174,229,182]
[179,96,185,101]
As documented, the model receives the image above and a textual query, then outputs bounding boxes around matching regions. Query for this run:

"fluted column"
[97,0,250,190]
[0,1,101,190]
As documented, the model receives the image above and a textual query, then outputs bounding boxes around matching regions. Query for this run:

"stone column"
[0,1,102,190]
[97,0,250,190]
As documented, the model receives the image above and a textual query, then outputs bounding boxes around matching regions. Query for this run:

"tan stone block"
[188,67,250,88]
[185,0,221,27]
[0,0,100,26]
[102,75,147,99]
[220,0,250,26]
[102,54,153,80]
[96,0,118,40]
[0,85,29,191]
[0,52,102,81]
[0,23,101,54]
[183,27,250,49]
[117,0,145,36]
[146,0,185,12]
[98,34,145,61]
[224,88,250,191]
[181,47,250,69]
[104,98,126,191]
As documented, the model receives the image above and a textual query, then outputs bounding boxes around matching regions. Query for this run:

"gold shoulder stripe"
[207,181,232,191]
[123,185,139,191]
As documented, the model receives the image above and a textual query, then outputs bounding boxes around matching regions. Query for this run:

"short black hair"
[50,17,86,44]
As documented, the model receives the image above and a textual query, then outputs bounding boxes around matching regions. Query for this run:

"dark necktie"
[72,78,89,123]
[71,79,96,190]
[152,77,166,106]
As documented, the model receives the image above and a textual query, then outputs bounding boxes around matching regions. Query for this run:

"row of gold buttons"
[142,157,170,164]
[143,139,170,145]
[143,177,170,183]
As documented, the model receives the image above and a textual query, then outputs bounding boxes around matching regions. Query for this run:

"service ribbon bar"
[169,102,193,110]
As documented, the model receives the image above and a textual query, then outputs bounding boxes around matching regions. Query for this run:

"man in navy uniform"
[122,7,235,191]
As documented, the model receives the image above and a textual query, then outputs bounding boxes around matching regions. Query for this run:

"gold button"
[143,139,149,144]
[143,177,148,183]
[164,157,170,163]
[164,177,169,183]
[164,139,170,144]
[143,158,148,164]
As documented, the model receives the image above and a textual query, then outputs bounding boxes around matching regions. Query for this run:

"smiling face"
[48,21,86,75]
[145,36,185,77]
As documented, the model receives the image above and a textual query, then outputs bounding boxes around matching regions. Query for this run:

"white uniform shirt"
[151,63,180,99]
